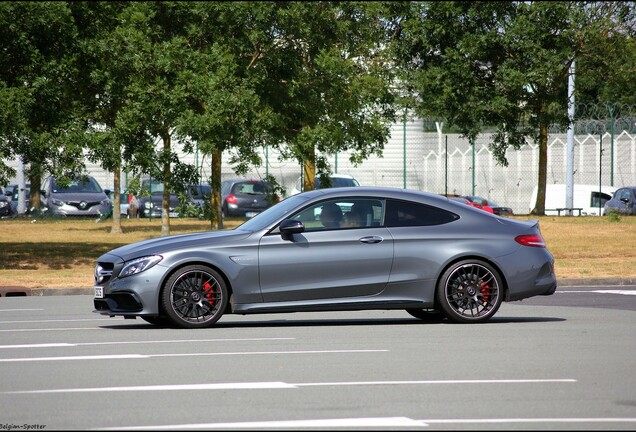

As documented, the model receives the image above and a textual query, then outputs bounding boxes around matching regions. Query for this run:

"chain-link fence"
[244,103,636,215]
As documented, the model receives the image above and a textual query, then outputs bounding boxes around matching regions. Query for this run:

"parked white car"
[529,184,616,216]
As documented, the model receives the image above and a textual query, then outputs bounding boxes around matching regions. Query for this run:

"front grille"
[95,261,114,284]
[69,200,101,210]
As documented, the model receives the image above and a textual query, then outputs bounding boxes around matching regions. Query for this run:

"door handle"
[359,236,384,244]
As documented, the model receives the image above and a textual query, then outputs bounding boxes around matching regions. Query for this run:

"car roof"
[223,178,270,184]
[297,186,451,203]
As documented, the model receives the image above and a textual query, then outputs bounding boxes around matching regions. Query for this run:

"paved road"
[0,287,635,430]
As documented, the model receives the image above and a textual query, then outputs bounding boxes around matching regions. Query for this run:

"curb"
[1,278,635,298]
[557,277,636,286]
[0,287,92,297]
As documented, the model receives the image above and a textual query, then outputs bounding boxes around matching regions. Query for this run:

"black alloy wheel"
[161,265,228,328]
[437,259,503,323]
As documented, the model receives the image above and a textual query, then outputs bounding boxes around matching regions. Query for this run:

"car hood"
[99,229,252,262]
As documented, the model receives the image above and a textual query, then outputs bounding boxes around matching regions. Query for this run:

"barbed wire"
[421,103,636,135]
[573,103,636,134]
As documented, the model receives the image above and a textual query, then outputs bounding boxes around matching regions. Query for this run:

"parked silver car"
[41,175,111,217]
[93,186,557,328]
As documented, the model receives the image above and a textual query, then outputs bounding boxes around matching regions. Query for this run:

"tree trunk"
[532,120,548,215]
[211,147,223,230]
[110,160,123,234]
[29,169,42,212]
[302,148,316,192]
[160,129,171,236]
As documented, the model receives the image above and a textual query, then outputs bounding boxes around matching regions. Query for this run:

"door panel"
[258,227,393,302]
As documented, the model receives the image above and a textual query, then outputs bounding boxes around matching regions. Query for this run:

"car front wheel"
[161,265,228,328]
[437,260,503,323]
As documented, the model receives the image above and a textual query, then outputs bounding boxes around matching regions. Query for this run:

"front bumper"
[93,260,167,317]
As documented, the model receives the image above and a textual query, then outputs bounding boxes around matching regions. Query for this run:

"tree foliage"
[0,2,87,204]
[0,1,634,225]
[392,1,635,214]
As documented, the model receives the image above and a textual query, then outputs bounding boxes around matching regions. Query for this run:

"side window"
[290,199,384,231]
[619,189,630,201]
[385,199,458,227]
[341,199,383,228]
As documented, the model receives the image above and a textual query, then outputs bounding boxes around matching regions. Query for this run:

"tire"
[161,265,228,329]
[436,259,503,323]
[406,308,444,321]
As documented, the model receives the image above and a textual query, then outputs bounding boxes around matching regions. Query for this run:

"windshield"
[52,177,103,194]
[142,180,164,194]
[189,184,211,198]
[231,181,272,195]
[236,195,308,232]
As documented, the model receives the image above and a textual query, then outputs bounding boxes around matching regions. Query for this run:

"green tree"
[393,1,634,215]
[84,1,199,236]
[0,2,88,210]
[175,2,275,229]
[176,2,398,228]
[261,2,398,192]
[69,1,151,233]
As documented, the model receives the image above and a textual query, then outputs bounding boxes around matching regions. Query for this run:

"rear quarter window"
[385,199,458,227]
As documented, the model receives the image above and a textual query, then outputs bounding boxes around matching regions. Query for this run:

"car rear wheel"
[161,265,228,328]
[437,260,503,323]
[405,308,444,321]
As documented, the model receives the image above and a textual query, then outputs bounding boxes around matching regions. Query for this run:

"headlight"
[144,201,153,209]
[119,256,163,278]
[51,198,65,206]
[0,201,7,208]
[101,198,111,206]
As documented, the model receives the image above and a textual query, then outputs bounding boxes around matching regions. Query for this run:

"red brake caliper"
[203,281,216,303]
[479,281,490,303]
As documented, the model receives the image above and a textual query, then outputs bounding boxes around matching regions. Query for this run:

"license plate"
[169,212,179,217]
[94,286,104,298]
[245,212,259,218]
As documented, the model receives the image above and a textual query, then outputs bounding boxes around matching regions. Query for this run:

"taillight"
[515,234,546,248]
[226,194,238,205]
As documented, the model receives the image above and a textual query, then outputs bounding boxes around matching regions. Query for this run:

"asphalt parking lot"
[0,286,635,430]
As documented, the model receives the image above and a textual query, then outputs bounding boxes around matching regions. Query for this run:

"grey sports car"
[93,187,557,327]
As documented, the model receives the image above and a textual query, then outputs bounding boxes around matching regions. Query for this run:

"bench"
[546,207,583,216]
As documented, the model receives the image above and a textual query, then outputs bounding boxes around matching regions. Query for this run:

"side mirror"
[279,219,304,240]
[104,189,111,196]
[40,189,47,197]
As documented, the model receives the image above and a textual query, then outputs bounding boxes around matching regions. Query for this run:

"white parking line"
[98,416,636,430]
[0,349,387,363]
[0,327,105,333]
[97,417,430,430]
[7,378,575,394]
[0,338,295,349]
[0,318,111,324]
[591,290,636,295]
[0,309,44,312]
[559,289,636,295]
